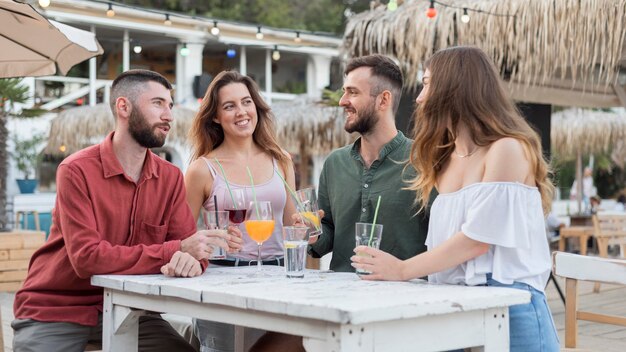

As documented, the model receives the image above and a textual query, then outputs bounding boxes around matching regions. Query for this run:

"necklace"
[454,147,479,158]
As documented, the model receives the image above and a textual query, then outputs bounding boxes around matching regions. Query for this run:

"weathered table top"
[92,266,529,325]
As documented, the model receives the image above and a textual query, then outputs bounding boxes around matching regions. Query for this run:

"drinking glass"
[295,187,322,239]
[354,222,383,275]
[244,201,275,275]
[200,209,229,259]
[282,226,309,278]
[223,188,247,224]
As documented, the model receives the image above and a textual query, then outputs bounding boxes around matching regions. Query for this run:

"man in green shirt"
[309,54,430,272]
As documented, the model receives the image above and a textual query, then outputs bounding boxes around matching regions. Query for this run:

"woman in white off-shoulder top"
[352,46,559,352]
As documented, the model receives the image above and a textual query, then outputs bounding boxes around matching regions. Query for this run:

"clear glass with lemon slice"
[295,187,322,239]
[282,226,309,278]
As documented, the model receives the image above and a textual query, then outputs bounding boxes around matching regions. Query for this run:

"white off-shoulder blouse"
[427,182,551,292]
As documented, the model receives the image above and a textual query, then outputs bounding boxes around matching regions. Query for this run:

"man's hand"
[291,209,325,226]
[161,251,202,277]
[181,229,232,260]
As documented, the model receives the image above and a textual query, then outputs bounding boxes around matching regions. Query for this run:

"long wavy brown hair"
[409,46,554,214]
[189,70,290,172]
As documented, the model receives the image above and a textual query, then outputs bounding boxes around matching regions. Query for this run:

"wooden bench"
[559,226,595,255]
[553,252,626,349]
[0,230,46,292]
[592,214,626,292]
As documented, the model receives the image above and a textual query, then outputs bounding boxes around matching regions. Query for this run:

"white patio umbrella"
[0,0,103,78]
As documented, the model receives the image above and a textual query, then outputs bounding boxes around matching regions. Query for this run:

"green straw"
[246,166,260,219]
[213,158,237,210]
[275,170,303,209]
[368,195,382,246]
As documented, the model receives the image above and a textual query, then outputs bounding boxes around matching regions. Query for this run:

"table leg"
[559,237,566,252]
[480,307,510,352]
[594,237,609,293]
[579,235,589,256]
[303,325,374,352]
[102,289,142,352]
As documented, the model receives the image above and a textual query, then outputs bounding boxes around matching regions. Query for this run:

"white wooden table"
[92,266,530,352]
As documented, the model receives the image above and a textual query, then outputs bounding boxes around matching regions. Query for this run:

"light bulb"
[180,44,189,57]
[461,8,470,23]
[226,48,236,58]
[164,14,172,26]
[211,21,220,36]
[294,32,302,43]
[38,0,50,8]
[426,1,436,19]
[59,145,66,153]
[133,45,142,54]
[256,26,263,40]
[106,5,115,17]
[272,46,280,61]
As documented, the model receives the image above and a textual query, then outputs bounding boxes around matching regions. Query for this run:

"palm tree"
[0,79,41,231]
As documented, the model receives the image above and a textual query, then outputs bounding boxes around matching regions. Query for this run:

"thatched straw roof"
[44,100,352,156]
[551,108,626,161]
[344,0,626,108]
[44,104,196,154]
[271,98,352,154]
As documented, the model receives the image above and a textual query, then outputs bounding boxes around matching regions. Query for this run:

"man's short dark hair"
[345,54,404,114]
[110,70,172,114]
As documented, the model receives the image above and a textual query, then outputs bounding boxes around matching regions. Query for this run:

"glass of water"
[201,210,229,259]
[282,226,309,278]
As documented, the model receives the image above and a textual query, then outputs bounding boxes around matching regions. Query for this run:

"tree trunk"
[0,112,9,231]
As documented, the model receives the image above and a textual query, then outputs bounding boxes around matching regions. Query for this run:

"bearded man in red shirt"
[12,70,242,352]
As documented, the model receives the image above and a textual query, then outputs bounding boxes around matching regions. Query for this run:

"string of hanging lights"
[386,0,515,22]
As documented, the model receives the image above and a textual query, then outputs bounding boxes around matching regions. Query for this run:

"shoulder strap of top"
[200,157,218,178]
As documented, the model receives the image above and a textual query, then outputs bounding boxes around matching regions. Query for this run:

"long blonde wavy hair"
[409,46,554,214]
[189,70,290,172]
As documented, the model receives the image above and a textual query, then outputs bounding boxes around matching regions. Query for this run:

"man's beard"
[344,102,377,135]
[128,107,168,148]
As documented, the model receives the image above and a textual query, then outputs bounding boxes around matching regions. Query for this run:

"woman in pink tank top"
[185,71,300,352]
[185,70,297,264]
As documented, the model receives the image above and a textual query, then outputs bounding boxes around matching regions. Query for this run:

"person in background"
[352,46,559,351]
[309,54,431,272]
[185,70,299,352]
[589,195,602,214]
[12,70,241,352]
[545,212,565,241]
[570,166,596,211]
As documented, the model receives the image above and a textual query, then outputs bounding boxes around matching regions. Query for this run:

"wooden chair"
[592,214,626,292]
[552,252,626,349]
[558,226,595,256]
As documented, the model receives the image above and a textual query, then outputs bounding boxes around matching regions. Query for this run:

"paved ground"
[2,275,625,351]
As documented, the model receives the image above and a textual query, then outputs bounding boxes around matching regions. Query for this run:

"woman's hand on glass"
[351,246,406,281]
[226,225,244,253]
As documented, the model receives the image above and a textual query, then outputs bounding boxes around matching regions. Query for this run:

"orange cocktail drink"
[245,220,275,244]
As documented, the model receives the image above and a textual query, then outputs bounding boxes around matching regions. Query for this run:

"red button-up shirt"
[14,132,197,326]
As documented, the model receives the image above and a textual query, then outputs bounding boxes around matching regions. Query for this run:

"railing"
[34,76,112,110]
[34,76,298,111]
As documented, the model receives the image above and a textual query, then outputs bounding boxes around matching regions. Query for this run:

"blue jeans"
[485,275,560,352]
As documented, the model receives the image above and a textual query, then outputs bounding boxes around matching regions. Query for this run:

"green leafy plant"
[0,78,45,230]
[11,133,45,180]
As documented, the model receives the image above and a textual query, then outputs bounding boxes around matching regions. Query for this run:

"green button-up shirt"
[310,131,430,272]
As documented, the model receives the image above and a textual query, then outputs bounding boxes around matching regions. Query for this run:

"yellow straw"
[368,195,382,246]
[246,166,260,218]
[213,158,237,210]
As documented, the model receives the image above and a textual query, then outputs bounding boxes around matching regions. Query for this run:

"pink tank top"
[201,157,286,260]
